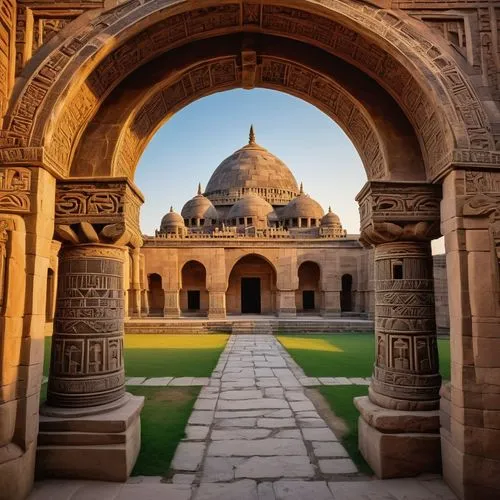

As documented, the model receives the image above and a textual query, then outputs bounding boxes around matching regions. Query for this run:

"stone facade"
[0,2,499,499]
[141,129,369,320]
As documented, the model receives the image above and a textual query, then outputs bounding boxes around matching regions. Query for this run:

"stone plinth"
[355,396,441,478]
[37,394,144,481]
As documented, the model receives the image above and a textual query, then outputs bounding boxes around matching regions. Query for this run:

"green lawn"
[43,334,229,377]
[279,333,451,473]
[278,333,450,380]
[129,386,200,476]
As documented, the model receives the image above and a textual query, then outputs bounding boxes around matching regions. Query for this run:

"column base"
[164,308,180,318]
[320,310,341,318]
[208,309,226,319]
[355,396,441,478]
[278,308,296,318]
[36,393,144,482]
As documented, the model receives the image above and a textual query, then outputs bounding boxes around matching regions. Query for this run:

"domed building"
[140,127,374,319]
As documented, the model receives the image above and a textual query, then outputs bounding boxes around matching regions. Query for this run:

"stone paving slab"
[31,336,458,500]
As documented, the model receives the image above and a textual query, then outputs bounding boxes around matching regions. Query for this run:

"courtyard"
[33,333,454,499]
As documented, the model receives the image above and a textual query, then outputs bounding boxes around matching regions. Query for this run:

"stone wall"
[433,254,450,334]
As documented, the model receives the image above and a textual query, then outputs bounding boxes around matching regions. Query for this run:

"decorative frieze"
[0,166,32,212]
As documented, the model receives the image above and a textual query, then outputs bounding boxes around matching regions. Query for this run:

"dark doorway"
[241,278,261,314]
[341,274,353,312]
[187,290,201,311]
[303,290,315,311]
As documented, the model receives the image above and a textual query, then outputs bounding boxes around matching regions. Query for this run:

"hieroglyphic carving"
[48,244,126,408]
[2,1,493,182]
[116,57,240,177]
[0,166,31,212]
[55,180,143,247]
[357,182,442,246]
[371,242,441,411]
[462,173,500,291]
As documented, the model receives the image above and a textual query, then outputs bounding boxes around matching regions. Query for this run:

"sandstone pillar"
[354,181,442,478]
[208,290,226,319]
[37,179,144,481]
[140,254,149,316]
[277,290,297,317]
[0,167,55,500]
[439,170,500,500]
[129,247,142,317]
[164,290,180,318]
[321,290,341,317]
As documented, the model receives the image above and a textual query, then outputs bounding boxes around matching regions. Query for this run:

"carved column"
[37,179,144,481]
[140,254,149,316]
[208,290,226,319]
[440,170,500,500]
[276,289,297,317]
[321,290,341,317]
[164,289,180,318]
[354,181,442,478]
[47,244,126,408]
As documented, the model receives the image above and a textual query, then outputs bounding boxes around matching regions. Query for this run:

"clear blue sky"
[135,88,444,253]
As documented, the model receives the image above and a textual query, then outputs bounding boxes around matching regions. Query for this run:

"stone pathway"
[32,335,457,499]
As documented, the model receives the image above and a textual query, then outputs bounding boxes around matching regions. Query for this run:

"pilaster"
[208,290,226,319]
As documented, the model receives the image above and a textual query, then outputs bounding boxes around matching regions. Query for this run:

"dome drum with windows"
[158,127,346,238]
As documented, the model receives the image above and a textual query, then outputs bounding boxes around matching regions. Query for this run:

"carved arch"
[0,0,494,181]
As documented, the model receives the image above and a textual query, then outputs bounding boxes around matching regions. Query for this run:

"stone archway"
[0,1,499,499]
[180,260,208,316]
[297,261,321,314]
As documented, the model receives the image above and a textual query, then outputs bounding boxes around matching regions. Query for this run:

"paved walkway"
[31,335,457,500]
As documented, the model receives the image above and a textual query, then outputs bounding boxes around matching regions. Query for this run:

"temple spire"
[249,124,256,145]
[197,182,202,195]
[170,206,174,212]
[300,182,304,195]
[328,206,332,213]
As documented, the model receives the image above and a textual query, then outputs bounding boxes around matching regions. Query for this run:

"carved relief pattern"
[357,182,442,247]
[463,171,500,291]
[55,180,143,246]
[0,166,31,212]
[1,1,494,180]
[371,242,441,411]
[117,56,385,180]
[48,245,126,408]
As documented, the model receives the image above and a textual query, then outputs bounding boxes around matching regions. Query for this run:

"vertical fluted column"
[48,244,126,408]
[370,241,441,411]
[129,247,142,317]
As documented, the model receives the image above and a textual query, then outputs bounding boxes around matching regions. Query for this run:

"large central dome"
[204,126,299,207]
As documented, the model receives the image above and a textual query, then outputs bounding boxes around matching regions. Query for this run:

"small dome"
[228,193,275,220]
[160,207,184,231]
[181,185,219,221]
[282,186,324,220]
[321,206,341,227]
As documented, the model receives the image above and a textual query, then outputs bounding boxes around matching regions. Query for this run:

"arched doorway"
[180,260,208,316]
[1,1,498,497]
[297,261,321,314]
[340,273,353,313]
[147,273,164,315]
[227,255,277,315]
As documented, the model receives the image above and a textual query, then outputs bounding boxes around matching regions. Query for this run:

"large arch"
[1,0,495,182]
[180,260,208,315]
[0,2,499,499]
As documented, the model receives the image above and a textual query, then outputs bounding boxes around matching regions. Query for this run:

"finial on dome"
[328,206,332,213]
[300,182,304,195]
[197,182,202,195]
[249,125,256,145]
[170,206,174,213]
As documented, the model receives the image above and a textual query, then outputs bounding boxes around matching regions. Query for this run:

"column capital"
[54,178,143,248]
[356,181,442,246]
